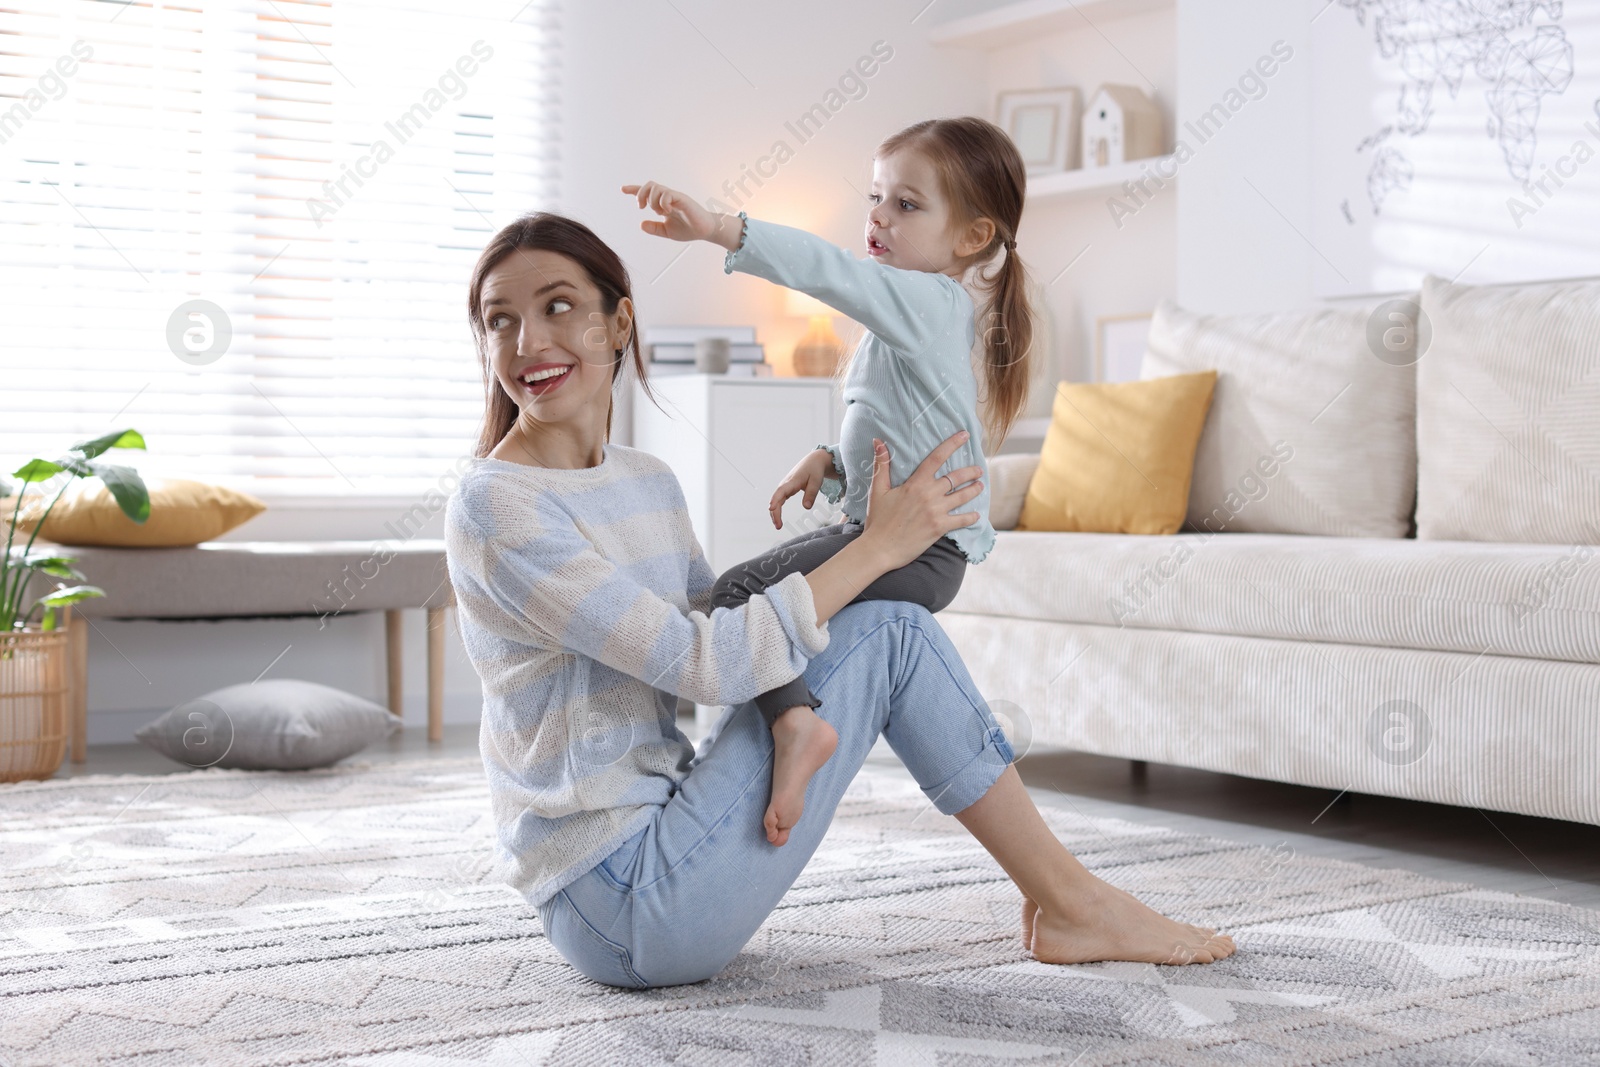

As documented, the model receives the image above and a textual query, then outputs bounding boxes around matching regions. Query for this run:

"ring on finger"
[944,473,955,494]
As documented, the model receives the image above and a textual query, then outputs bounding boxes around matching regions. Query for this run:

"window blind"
[0,0,556,498]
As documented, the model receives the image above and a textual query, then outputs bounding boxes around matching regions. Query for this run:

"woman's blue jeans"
[536,600,1016,988]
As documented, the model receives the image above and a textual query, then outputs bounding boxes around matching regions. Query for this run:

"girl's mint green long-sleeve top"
[723,212,997,563]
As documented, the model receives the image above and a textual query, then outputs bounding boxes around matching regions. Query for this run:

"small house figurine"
[1081,84,1164,168]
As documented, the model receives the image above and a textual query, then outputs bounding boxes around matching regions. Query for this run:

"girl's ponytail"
[978,237,1033,449]
[881,117,1036,450]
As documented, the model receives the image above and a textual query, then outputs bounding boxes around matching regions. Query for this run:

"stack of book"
[645,325,768,371]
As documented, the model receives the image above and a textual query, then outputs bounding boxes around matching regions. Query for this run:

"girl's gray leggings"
[710,521,968,725]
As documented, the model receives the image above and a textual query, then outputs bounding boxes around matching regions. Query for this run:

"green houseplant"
[3,429,151,633]
[1,429,149,781]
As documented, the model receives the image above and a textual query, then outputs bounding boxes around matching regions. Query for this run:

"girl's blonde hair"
[876,116,1034,448]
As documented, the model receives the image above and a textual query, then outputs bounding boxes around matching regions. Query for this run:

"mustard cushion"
[4,479,266,547]
[1018,371,1218,535]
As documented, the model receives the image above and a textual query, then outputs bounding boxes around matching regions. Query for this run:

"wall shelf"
[927,0,1175,50]
[1029,154,1175,202]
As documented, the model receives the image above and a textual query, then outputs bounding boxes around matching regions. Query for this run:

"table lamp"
[786,290,845,377]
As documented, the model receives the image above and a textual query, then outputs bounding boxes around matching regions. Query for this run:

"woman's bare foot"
[1029,878,1235,966]
[765,705,838,847]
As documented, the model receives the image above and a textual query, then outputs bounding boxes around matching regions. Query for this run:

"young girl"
[625,116,1034,847]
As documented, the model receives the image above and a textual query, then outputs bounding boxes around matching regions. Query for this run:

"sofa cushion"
[1018,372,1216,535]
[988,453,1040,531]
[947,530,1599,665]
[5,479,265,547]
[1416,273,1600,545]
[1142,298,1417,539]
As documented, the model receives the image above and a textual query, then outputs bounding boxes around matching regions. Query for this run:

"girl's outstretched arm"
[623,182,964,355]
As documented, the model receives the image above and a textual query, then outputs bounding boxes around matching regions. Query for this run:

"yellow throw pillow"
[4,479,266,547]
[1018,371,1218,535]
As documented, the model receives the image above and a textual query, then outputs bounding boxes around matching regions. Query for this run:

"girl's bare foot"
[765,706,838,846]
[1030,878,1235,966]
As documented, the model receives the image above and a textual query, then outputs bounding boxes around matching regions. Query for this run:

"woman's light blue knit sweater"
[444,446,830,906]
[724,212,998,563]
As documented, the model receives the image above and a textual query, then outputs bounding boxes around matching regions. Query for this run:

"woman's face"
[479,249,633,443]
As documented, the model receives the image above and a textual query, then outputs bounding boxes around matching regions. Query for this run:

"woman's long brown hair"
[878,117,1034,448]
[466,213,653,458]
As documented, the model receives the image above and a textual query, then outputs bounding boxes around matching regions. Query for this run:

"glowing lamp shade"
[784,290,834,318]
[785,290,844,377]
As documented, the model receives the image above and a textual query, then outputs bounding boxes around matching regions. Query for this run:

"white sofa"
[943,273,1600,826]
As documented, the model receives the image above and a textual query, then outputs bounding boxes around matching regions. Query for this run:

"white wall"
[1175,0,1317,314]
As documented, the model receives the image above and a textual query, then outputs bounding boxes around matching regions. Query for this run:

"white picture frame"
[996,87,1082,175]
[1093,312,1153,383]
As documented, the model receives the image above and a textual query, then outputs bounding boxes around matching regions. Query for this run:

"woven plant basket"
[0,628,70,782]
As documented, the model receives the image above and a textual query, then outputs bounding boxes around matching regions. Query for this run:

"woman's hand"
[798,432,979,624]
[860,432,983,570]
[622,182,741,249]
[768,448,839,530]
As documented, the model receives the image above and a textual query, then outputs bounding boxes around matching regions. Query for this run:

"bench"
[59,540,455,763]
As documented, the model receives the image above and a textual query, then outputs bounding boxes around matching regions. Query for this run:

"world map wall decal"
[1311,0,1600,296]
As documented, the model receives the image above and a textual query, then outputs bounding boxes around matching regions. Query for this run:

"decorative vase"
[0,628,70,782]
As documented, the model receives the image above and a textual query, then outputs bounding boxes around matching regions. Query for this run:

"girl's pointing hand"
[622,182,741,249]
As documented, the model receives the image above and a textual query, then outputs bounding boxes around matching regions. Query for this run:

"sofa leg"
[1130,759,1148,784]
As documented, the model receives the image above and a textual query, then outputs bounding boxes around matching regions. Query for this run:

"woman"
[443,212,1235,988]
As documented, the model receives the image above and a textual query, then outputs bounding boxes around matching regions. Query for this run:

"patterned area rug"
[3,758,1598,1066]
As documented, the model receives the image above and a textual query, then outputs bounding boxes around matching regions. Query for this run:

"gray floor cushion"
[135,679,400,770]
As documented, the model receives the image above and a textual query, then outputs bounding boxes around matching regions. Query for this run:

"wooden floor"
[1010,748,1600,910]
[55,718,1600,911]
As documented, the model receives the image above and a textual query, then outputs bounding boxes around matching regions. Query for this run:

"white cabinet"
[631,374,844,574]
